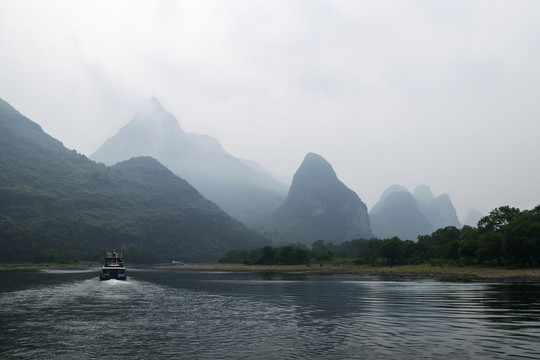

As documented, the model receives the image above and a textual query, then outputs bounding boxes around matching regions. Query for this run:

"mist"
[1,0,539,219]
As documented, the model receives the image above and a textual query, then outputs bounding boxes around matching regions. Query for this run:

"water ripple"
[1,271,539,359]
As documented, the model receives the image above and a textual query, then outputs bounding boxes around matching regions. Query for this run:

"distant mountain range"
[462,209,483,227]
[91,98,288,228]
[0,98,267,263]
[370,184,462,240]
[0,96,481,263]
[264,153,372,244]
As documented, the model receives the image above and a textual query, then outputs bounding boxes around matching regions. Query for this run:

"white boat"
[99,251,127,280]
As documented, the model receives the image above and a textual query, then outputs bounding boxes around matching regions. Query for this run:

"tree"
[478,206,521,232]
[257,246,277,265]
[276,245,294,264]
[291,247,311,264]
[379,237,403,265]
[458,225,479,263]
[417,226,461,260]
[501,206,540,267]
[311,239,334,262]
[218,249,250,264]
[311,240,328,253]
[477,231,504,264]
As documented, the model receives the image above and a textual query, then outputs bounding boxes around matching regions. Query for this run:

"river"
[1,268,539,359]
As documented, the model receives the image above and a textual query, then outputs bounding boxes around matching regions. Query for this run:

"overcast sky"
[1,0,539,220]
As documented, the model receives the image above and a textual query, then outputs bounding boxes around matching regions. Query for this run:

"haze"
[1,0,539,220]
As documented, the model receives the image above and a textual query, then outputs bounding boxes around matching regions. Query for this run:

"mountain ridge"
[370,184,461,240]
[0,98,267,263]
[265,153,372,244]
[91,98,288,227]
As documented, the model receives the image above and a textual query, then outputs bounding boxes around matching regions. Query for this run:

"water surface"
[1,268,539,359]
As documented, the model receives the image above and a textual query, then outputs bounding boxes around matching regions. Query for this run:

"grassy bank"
[154,263,540,282]
[0,262,98,271]
[3,262,540,282]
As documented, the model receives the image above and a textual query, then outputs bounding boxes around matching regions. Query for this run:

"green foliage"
[227,205,540,268]
[379,237,403,265]
[314,251,334,262]
[478,206,521,232]
[0,99,268,264]
[218,245,311,265]
[260,246,278,265]
[502,207,540,267]
[477,231,504,264]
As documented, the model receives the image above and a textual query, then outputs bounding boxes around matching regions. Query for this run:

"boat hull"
[99,267,127,281]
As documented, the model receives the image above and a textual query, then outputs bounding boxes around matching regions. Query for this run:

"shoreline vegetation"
[3,262,536,282]
[2,262,539,282]
[156,263,540,282]
[0,262,99,271]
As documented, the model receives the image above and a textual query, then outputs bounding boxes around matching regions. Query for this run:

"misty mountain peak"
[413,185,435,205]
[91,98,186,166]
[369,184,409,215]
[371,183,461,240]
[132,97,180,130]
[463,209,483,227]
[267,153,372,244]
[290,153,337,189]
[135,97,165,118]
[91,98,288,226]
[148,96,163,107]
[370,191,433,240]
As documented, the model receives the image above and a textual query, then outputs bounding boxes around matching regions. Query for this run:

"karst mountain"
[265,153,372,244]
[370,184,461,240]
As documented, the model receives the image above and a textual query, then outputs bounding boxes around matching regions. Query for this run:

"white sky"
[1,0,539,220]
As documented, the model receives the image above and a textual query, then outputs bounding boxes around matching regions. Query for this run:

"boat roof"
[105,251,123,258]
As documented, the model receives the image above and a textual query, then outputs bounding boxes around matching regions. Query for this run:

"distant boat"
[171,260,184,265]
[99,251,127,280]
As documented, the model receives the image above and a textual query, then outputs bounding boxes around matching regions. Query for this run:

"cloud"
[1,0,539,219]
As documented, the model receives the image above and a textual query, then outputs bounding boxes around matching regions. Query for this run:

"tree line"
[219,205,540,268]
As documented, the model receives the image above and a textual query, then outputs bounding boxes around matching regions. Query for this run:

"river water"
[0,268,539,359]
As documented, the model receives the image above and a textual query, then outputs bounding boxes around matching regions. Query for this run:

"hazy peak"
[269,152,372,243]
[132,97,177,126]
[413,185,435,205]
[293,153,337,183]
[370,184,409,215]
[91,97,288,226]
[463,209,483,227]
[370,191,433,240]
[148,96,163,107]
[382,184,409,197]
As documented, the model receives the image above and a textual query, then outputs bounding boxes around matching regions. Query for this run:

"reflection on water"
[0,269,539,359]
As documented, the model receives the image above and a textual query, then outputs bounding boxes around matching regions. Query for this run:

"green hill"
[0,98,267,263]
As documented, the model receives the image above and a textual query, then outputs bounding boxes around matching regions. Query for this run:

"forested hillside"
[0,98,268,263]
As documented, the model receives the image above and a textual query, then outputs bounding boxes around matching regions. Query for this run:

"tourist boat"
[99,251,127,280]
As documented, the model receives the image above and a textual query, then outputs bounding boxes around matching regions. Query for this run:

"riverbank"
[2,262,540,282]
[0,262,98,271]
[153,263,540,282]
